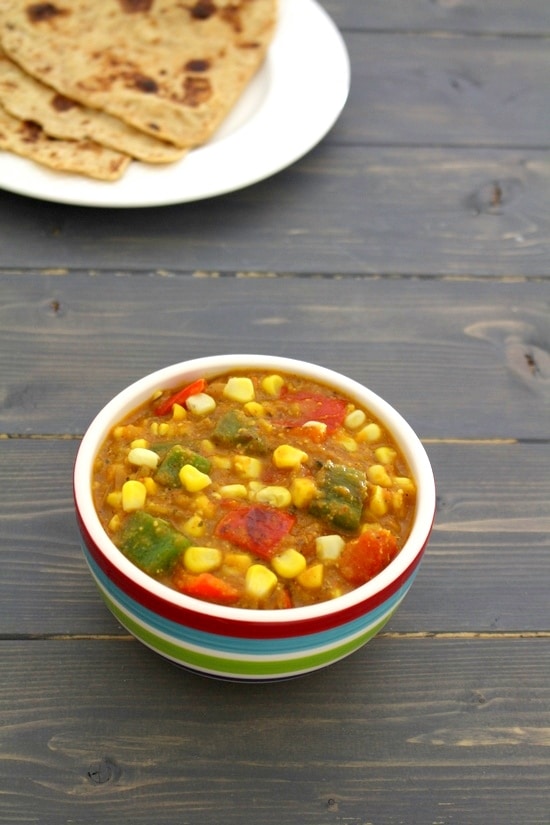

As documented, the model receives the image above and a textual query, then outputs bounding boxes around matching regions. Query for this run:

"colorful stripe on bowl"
[82,542,418,680]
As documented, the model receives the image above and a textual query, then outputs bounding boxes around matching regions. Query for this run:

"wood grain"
[321,0,550,34]
[1,275,549,438]
[1,638,548,825]
[0,3,549,821]
[0,147,548,275]
[342,33,550,147]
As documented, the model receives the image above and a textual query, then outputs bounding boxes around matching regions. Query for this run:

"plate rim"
[0,0,350,208]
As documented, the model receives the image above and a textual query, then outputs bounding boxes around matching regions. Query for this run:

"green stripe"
[101,591,395,678]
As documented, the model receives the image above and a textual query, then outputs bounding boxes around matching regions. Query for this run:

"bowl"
[74,354,435,681]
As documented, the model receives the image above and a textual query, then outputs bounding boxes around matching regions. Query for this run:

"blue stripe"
[83,545,415,656]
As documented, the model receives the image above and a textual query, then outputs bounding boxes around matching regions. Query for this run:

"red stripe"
[77,509,430,640]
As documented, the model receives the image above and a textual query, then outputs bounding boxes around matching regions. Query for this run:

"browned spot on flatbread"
[131,74,159,93]
[219,7,243,33]
[118,0,154,12]
[185,59,210,72]
[26,3,69,23]
[20,119,42,141]
[190,1,217,20]
[182,75,211,106]
[51,93,77,112]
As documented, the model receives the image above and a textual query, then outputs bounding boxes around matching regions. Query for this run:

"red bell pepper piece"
[177,572,241,605]
[155,378,207,416]
[214,504,296,559]
[278,389,347,433]
[339,529,399,586]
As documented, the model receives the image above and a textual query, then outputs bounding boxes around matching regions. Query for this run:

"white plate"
[0,0,350,208]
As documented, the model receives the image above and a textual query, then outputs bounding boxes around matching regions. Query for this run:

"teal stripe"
[101,589,395,679]
[84,546,412,655]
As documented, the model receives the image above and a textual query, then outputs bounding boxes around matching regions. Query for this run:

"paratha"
[0,47,187,163]
[0,0,278,149]
[0,100,130,179]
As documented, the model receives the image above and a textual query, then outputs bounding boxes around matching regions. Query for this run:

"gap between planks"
[1,631,549,642]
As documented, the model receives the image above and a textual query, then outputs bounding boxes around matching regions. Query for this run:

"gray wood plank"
[341,32,550,148]
[1,638,548,824]
[1,275,549,439]
[321,0,550,35]
[1,146,548,276]
[1,438,548,635]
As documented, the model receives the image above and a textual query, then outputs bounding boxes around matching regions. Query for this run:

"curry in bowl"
[92,369,417,611]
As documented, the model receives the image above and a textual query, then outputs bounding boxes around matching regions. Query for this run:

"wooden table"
[1,2,549,822]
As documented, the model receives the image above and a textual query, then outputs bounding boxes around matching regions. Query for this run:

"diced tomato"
[289,425,327,444]
[278,389,347,433]
[176,572,241,605]
[214,504,296,559]
[339,529,399,586]
[276,588,293,610]
[155,378,207,416]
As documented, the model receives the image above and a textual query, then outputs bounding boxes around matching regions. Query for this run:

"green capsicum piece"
[118,511,190,576]
[309,461,368,532]
[154,444,211,488]
[212,410,267,454]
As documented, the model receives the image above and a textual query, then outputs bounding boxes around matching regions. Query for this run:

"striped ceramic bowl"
[74,355,435,681]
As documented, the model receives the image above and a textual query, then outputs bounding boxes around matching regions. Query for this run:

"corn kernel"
[130,438,149,449]
[245,564,278,600]
[183,513,206,537]
[272,548,307,579]
[345,409,367,430]
[211,455,232,470]
[106,491,122,509]
[261,374,284,397]
[290,477,317,508]
[194,494,215,518]
[127,447,160,470]
[367,464,393,487]
[219,484,248,499]
[357,422,382,443]
[315,534,345,562]
[186,393,216,416]
[158,422,169,436]
[184,546,222,574]
[394,476,416,495]
[297,564,324,590]
[234,455,262,478]
[223,376,255,403]
[369,485,388,516]
[244,401,265,417]
[149,421,159,436]
[273,444,308,469]
[179,464,212,492]
[392,489,405,515]
[255,486,292,508]
[108,514,122,532]
[247,481,265,499]
[200,439,215,454]
[225,552,252,573]
[171,402,186,421]
[142,477,158,495]
[375,446,397,465]
[121,480,147,511]
[335,434,358,453]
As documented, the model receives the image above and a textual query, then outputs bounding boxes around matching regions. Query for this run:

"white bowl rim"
[74,354,436,625]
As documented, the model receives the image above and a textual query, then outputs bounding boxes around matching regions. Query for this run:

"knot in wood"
[466,178,523,215]
[87,757,118,785]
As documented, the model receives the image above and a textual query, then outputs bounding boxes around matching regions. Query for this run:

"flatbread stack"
[0,0,277,180]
